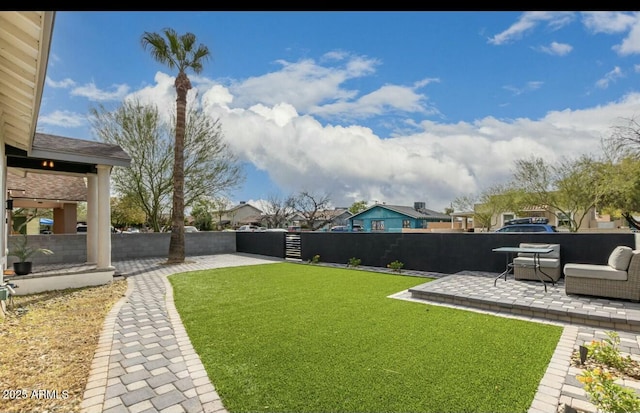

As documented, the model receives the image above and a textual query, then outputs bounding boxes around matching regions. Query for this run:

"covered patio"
[6,132,130,271]
[0,12,130,294]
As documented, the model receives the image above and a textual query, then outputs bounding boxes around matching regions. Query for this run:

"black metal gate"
[285,233,301,259]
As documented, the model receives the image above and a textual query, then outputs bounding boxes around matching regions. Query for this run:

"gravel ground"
[0,278,127,413]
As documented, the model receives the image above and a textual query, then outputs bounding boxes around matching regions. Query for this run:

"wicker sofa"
[513,242,562,282]
[564,246,640,301]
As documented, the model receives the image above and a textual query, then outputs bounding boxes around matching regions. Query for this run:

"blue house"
[348,202,450,232]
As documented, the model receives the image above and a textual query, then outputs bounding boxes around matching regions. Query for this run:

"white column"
[96,165,112,269]
[86,174,98,264]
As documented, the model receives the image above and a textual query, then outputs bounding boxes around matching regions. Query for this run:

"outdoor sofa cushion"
[513,243,562,282]
[563,263,628,281]
[516,243,560,259]
[607,246,634,270]
[564,248,640,301]
[512,257,561,268]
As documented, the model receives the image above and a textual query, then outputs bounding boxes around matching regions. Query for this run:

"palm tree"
[141,28,210,263]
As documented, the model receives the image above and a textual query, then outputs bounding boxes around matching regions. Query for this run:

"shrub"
[577,367,640,413]
[347,257,361,268]
[387,260,404,273]
[586,331,632,371]
[310,255,320,265]
[577,331,640,413]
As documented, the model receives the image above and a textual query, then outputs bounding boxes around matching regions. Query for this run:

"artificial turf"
[169,262,562,413]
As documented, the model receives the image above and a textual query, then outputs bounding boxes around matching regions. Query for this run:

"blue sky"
[37,11,640,211]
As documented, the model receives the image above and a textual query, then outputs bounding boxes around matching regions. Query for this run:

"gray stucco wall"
[7,232,237,266]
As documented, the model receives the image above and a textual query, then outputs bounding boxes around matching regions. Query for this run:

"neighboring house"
[287,212,306,228]
[220,202,263,228]
[348,202,450,232]
[316,208,353,231]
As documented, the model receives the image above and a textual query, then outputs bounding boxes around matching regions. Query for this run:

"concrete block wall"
[7,234,87,266]
[7,232,237,266]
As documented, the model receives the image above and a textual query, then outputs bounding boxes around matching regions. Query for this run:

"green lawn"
[169,262,562,413]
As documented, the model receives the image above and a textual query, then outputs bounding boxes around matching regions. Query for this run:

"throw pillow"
[607,246,634,270]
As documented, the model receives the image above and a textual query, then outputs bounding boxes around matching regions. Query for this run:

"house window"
[402,220,411,228]
[557,212,571,228]
[372,220,385,231]
[502,214,515,225]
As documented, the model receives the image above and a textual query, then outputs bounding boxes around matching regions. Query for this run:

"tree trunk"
[167,71,191,263]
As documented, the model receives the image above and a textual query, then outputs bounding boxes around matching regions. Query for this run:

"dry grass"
[0,279,128,413]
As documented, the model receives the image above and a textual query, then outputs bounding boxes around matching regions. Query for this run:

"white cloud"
[228,54,379,113]
[45,77,75,88]
[582,11,637,34]
[581,12,640,56]
[538,41,573,56]
[310,84,434,119]
[116,70,640,211]
[489,12,575,45]
[503,81,544,96]
[37,110,86,128]
[614,18,640,55]
[595,66,624,89]
[71,82,130,102]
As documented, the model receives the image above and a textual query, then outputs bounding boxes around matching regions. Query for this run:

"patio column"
[86,174,98,264]
[96,165,112,270]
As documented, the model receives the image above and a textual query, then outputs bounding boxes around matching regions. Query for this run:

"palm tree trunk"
[167,72,191,263]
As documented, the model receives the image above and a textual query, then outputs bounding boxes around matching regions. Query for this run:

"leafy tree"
[190,197,215,231]
[601,116,640,228]
[141,28,211,263]
[179,109,244,208]
[111,196,146,230]
[76,202,87,223]
[293,191,331,230]
[604,115,640,159]
[91,100,243,233]
[510,155,606,232]
[348,200,368,215]
[211,197,233,230]
[10,207,52,235]
[92,101,170,231]
[453,184,518,231]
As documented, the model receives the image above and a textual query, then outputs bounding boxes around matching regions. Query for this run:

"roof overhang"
[0,11,55,152]
[451,211,475,219]
[5,133,132,175]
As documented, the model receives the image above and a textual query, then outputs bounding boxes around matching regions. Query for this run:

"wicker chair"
[564,247,640,302]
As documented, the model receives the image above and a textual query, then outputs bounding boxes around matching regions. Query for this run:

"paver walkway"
[79,254,640,413]
[80,253,283,413]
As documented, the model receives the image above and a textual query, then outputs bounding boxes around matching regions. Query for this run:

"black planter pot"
[13,262,32,275]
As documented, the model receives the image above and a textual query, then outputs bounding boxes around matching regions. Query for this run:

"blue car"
[495,217,558,233]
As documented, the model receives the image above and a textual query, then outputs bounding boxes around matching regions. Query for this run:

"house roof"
[31,133,131,167]
[316,208,352,220]
[0,12,55,152]
[227,203,262,214]
[7,133,132,174]
[451,211,475,219]
[350,204,450,220]
[7,171,87,207]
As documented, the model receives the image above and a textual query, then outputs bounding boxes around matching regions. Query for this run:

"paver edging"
[161,271,228,413]
[80,276,134,413]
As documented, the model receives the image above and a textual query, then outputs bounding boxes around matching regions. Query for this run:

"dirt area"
[0,279,128,413]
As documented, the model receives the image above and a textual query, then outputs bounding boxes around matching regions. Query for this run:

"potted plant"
[8,233,53,275]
